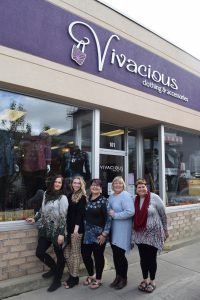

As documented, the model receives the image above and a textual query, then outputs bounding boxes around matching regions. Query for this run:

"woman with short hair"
[133,178,168,293]
[81,178,111,289]
[108,176,134,290]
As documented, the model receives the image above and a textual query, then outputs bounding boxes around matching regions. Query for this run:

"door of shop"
[99,149,125,197]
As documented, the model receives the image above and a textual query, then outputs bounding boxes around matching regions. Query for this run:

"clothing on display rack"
[62,145,90,180]
[165,147,181,192]
[189,150,200,178]
[20,133,51,199]
[0,130,15,211]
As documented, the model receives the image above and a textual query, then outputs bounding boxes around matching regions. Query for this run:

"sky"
[98,0,200,61]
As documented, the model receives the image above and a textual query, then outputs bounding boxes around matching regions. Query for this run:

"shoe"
[114,277,127,290]
[42,270,54,278]
[145,283,156,293]
[63,275,73,287]
[65,276,79,289]
[83,276,95,286]
[89,279,102,289]
[47,281,61,292]
[109,275,120,288]
[138,280,148,291]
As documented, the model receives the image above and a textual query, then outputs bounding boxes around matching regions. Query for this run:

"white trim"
[100,148,126,156]
[92,109,100,178]
[166,203,200,213]
[0,220,37,232]
[159,124,166,203]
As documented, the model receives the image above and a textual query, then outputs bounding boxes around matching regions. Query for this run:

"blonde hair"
[112,176,126,190]
[71,176,86,203]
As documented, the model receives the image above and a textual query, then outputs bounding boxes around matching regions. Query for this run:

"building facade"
[0,0,200,281]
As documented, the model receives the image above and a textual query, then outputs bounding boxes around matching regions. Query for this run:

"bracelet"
[101,233,107,237]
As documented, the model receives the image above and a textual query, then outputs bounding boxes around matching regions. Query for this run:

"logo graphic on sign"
[71,38,89,66]
[68,21,119,70]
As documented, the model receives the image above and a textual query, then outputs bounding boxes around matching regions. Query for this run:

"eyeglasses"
[91,184,101,188]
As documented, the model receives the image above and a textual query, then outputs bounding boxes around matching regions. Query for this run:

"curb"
[164,236,200,252]
[0,252,114,299]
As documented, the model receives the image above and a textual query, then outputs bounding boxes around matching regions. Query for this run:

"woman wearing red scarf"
[133,178,168,293]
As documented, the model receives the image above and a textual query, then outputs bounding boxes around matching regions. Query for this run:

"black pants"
[137,244,158,280]
[111,243,128,279]
[81,242,106,280]
[36,237,65,282]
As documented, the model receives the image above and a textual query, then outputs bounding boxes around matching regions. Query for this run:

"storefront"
[0,0,200,282]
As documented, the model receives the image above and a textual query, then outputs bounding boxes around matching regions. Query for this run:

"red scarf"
[134,191,150,232]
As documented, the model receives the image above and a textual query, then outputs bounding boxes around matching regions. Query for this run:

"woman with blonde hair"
[108,176,134,290]
[63,176,87,289]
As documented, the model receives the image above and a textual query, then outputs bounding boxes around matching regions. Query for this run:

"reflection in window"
[143,127,159,194]
[165,127,200,206]
[0,90,92,221]
[100,123,124,150]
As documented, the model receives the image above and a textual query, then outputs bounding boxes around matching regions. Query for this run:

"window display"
[0,90,92,221]
[143,128,159,194]
[165,128,200,206]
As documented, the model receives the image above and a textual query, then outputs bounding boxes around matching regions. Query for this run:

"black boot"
[109,275,120,288]
[47,280,61,292]
[42,269,55,278]
[114,277,127,290]
[65,276,79,289]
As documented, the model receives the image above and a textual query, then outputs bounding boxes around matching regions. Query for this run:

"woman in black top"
[81,179,111,289]
[63,176,86,289]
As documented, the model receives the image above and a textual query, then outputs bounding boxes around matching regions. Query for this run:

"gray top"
[35,192,69,244]
[108,191,134,252]
[132,192,168,251]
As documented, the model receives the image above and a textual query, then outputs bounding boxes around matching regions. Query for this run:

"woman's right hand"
[26,218,35,224]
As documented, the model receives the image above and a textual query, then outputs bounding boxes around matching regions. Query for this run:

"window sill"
[0,220,37,232]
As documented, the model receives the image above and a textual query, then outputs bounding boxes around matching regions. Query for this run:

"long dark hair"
[45,174,65,203]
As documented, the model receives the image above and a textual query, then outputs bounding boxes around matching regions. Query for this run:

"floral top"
[34,192,69,245]
[83,195,111,244]
[132,192,168,251]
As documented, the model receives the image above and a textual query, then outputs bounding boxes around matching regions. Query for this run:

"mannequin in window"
[165,147,181,192]
[20,132,51,201]
[0,130,15,211]
[189,150,200,178]
[62,145,90,182]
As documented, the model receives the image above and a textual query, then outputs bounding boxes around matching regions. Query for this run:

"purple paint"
[0,0,199,111]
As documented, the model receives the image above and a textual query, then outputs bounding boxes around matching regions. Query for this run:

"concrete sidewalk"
[2,241,200,300]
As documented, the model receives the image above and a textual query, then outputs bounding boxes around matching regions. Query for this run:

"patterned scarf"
[44,190,63,204]
[134,191,150,232]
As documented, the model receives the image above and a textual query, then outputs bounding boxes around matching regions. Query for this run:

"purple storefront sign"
[0,0,199,111]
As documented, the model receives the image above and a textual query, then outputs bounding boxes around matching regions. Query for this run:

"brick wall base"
[1,206,200,281]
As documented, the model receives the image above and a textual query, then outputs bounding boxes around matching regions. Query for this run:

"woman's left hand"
[97,234,106,245]
[164,232,169,241]
[109,209,115,217]
[57,235,64,245]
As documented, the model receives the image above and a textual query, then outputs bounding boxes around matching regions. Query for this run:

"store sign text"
[68,21,189,102]
[100,165,123,172]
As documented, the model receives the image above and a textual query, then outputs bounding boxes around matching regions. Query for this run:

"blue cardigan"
[108,191,134,252]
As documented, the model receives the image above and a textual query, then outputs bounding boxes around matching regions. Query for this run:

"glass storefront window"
[165,127,200,206]
[100,123,125,150]
[0,90,92,221]
[143,127,159,194]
